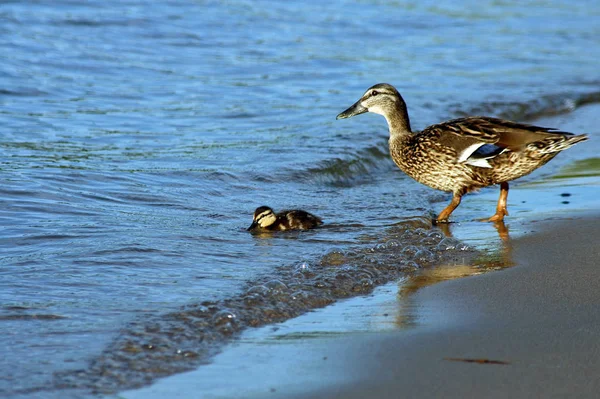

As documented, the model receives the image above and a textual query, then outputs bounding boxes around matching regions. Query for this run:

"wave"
[287,142,396,187]
[450,90,600,122]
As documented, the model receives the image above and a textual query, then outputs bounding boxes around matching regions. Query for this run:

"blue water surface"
[1,0,599,397]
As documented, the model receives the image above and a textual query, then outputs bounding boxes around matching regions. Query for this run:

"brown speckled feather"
[433,116,575,149]
[392,116,587,194]
[280,210,323,230]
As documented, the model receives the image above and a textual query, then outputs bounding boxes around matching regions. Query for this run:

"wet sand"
[290,215,600,399]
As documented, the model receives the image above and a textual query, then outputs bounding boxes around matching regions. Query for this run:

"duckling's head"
[336,83,403,120]
[247,206,277,231]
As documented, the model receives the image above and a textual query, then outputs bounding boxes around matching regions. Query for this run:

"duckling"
[337,83,588,223]
[247,206,323,232]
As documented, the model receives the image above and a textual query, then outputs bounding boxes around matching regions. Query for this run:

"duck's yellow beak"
[336,101,367,120]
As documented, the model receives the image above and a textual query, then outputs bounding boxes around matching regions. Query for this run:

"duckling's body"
[337,83,588,223]
[248,206,323,232]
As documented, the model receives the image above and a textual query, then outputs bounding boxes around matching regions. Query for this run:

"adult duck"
[336,83,588,223]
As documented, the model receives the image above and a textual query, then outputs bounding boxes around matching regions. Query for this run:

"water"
[1,0,599,397]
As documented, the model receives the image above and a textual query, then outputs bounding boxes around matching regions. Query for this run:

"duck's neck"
[384,99,412,138]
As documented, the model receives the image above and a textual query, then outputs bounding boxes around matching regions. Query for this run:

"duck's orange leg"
[436,194,462,223]
[488,182,509,222]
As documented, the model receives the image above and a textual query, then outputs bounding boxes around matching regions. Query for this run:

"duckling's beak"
[247,221,258,231]
[336,101,367,120]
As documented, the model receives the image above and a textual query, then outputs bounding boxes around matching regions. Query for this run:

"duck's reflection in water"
[392,219,514,328]
[436,219,509,243]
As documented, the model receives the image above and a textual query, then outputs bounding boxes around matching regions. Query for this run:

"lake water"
[1,0,599,397]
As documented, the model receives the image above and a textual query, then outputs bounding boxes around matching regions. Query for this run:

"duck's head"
[247,206,277,231]
[336,83,403,120]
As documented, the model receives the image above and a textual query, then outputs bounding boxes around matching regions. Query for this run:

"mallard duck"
[336,83,588,223]
[247,206,323,232]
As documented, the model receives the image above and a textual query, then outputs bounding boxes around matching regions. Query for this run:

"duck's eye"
[371,90,379,96]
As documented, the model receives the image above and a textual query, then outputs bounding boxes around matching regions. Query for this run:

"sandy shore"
[289,215,600,399]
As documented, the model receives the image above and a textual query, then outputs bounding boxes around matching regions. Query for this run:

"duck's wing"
[424,117,573,168]
[285,210,323,225]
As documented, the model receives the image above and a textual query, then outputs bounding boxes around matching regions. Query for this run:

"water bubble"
[188,305,211,318]
[246,285,269,296]
[213,310,238,335]
[314,278,333,289]
[357,268,378,279]
[295,261,312,274]
[213,309,236,326]
[292,271,310,280]
[366,257,382,266]
[265,279,287,294]
[414,228,429,236]
[436,237,459,251]
[353,278,373,291]
[413,249,435,263]
[335,272,352,281]
[286,280,302,290]
[243,293,264,306]
[427,231,444,239]
[420,236,439,245]
[401,230,414,239]
[218,323,236,336]
[188,304,210,313]
[360,278,374,288]
[399,260,420,271]
[345,250,360,258]
[289,290,309,301]
[384,261,404,271]
[386,239,400,248]
[401,245,420,258]
[375,243,387,252]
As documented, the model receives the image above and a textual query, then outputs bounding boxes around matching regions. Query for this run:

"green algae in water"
[551,157,600,179]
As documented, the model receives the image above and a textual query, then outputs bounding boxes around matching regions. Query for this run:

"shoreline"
[289,214,600,399]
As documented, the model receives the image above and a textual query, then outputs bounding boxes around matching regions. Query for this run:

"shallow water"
[1,0,599,397]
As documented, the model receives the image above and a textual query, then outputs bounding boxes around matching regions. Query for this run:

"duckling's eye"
[371,90,379,96]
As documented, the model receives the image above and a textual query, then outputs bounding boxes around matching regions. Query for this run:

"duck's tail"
[527,133,588,154]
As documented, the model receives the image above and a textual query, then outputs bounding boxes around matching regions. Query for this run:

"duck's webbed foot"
[487,209,508,222]
[435,193,462,224]
[486,182,509,223]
